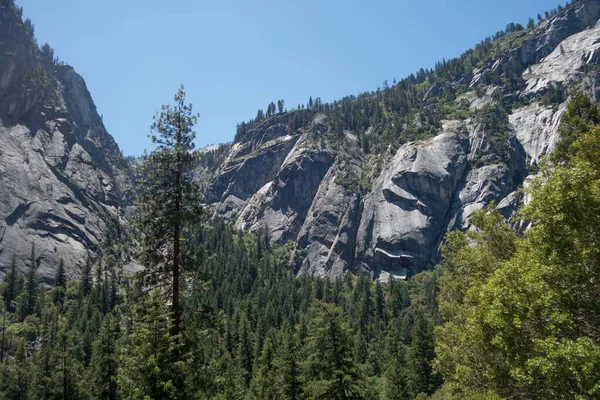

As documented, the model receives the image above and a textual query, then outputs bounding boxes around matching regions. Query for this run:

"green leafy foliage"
[552,90,600,164]
[435,92,600,399]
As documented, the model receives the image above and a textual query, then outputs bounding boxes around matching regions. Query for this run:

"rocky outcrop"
[471,0,600,87]
[524,20,600,94]
[235,115,337,244]
[6,0,600,282]
[509,103,566,164]
[290,145,364,277]
[206,113,301,219]
[200,0,600,280]
[355,132,469,280]
[0,2,131,282]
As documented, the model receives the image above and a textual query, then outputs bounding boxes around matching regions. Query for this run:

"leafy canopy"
[435,92,600,399]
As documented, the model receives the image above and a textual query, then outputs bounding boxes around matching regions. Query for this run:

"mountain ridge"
[202,0,600,280]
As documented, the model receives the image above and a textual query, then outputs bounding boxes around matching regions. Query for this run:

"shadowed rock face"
[290,153,364,278]
[205,1,600,280]
[0,2,131,282]
[217,114,337,244]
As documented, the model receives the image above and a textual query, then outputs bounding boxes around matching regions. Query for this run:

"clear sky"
[18,0,563,156]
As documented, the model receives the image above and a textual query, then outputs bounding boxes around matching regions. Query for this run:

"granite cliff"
[0,1,131,282]
[205,0,600,280]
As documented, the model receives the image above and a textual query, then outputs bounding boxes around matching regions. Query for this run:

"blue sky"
[19,0,564,156]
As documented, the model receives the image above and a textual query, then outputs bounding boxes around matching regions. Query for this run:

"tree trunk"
[63,339,68,399]
[172,122,182,340]
[108,322,116,400]
[172,220,180,339]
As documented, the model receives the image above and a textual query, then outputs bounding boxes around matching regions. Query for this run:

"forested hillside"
[0,208,442,399]
[435,92,600,399]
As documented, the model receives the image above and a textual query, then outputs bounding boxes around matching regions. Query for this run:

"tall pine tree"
[135,85,203,339]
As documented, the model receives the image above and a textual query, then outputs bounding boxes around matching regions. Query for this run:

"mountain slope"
[0,0,131,282]
[206,0,600,280]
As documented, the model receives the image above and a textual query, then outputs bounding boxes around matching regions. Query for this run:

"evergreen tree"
[80,253,93,297]
[117,292,179,399]
[88,314,119,400]
[374,280,384,321]
[407,309,437,397]
[0,302,5,364]
[275,326,302,400]
[214,349,247,399]
[18,243,38,320]
[0,340,28,398]
[302,300,365,399]
[53,259,67,304]
[135,85,203,339]
[250,335,277,399]
[237,313,253,387]
[384,319,409,400]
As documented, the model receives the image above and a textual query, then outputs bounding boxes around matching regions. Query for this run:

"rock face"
[235,116,337,244]
[205,0,600,279]
[289,129,364,277]
[206,113,302,222]
[471,0,600,88]
[355,132,469,280]
[0,2,131,282]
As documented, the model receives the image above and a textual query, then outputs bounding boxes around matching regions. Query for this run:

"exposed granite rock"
[524,20,600,94]
[201,1,600,281]
[355,132,470,279]
[471,0,600,88]
[509,103,566,164]
[458,86,502,111]
[235,115,336,244]
[211,134,299,220]
[207,104,532,281]
[6,1,600,284]
[205,113,301,220]
[0,110,127,283]
[290,149,364,277]
[0,3,131,281]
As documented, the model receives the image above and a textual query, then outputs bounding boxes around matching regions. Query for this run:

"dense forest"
[0,216,442,399]
[0,86,442,399]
